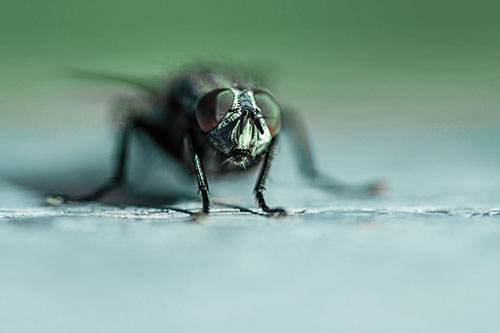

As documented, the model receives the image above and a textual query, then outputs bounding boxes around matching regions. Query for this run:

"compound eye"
[195,89,235,132]
[255,92,281,137]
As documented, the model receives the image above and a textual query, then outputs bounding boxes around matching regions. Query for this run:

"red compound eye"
[254,92,281,137]
[195,89,235,132]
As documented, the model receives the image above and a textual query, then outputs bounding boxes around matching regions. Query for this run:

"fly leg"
[47,121,134,204]
[282,108,387,196]
[254,138,287,217]
[187,133,211,214]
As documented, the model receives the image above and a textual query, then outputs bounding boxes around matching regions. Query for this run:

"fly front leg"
[254,138,287,217]
[47,120,134,204]
[187,133,211,214]
[282,108,387,196]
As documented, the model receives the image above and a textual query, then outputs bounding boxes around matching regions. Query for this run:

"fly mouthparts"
[231,149,251,159]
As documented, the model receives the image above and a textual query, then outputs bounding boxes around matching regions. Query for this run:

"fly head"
[195,88,282,168]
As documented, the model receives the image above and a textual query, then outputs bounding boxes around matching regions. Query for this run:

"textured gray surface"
[1,128,500,332]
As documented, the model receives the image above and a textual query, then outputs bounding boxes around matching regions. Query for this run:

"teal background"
[1,0,499,131]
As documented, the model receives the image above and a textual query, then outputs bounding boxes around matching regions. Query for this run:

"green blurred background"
[1,0,499,132]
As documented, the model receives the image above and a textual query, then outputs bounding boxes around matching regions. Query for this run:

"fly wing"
[64,68,163,97]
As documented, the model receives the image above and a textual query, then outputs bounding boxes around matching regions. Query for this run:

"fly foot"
[367,181,389,196]
[45,193,71,206]
[191,211,210,223]
[264,207,288,218]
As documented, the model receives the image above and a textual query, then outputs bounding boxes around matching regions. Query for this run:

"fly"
[49,66,386,217]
